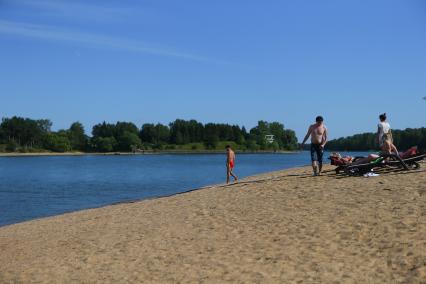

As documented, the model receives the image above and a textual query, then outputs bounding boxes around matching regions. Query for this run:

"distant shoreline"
[0,150,299,157]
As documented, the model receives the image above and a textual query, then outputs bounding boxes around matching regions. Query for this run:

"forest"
[0,117,298,153]
[327,128,426,151]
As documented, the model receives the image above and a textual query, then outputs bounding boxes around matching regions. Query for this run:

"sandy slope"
[0,165,425,283]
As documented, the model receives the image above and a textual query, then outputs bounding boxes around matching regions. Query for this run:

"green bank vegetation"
[0,117,298,153]
[327,128,426,151]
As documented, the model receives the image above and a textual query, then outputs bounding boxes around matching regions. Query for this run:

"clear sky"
[1,0,425,140]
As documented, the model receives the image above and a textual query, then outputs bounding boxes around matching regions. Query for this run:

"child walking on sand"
[226,145,238,184]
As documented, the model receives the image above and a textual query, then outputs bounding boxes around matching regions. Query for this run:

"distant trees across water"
[327,128,426,152]
[0,117,298,153]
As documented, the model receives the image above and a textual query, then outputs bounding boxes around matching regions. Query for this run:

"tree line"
[327,128,426,151]
[0,116,298,153]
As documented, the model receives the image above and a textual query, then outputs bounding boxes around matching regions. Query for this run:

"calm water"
[0,152,367,226]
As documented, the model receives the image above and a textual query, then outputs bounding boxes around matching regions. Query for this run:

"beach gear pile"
[329,146,426,176]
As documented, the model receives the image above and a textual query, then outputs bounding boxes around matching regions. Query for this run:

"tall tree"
[43,132,71,152]
[154,123,170,144]
[115,122,139,137]
[92,122,115,138]
[68,122,87,151]
[204,123,219,149]
[140,123,156,144]
[91,137,117,152]
[117,131,141,151]
[0,116,50,148]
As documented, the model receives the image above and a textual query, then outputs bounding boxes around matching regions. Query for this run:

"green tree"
[44,133,71,152]
[326,127,426,151]
[155,123,170,144]
[249,121,270,149]
[91,121,139,152]
[92,122,115,138]
[0,116,51,148]
[282,129,298,150]
[115,122,139,137]
[5,140,18,152]
[204,134,219,149]
[117,131,141,151]
[175,131,184,145]
[269,122,285,148]
[204,123,219,149]
[271,141,280,151]
[140,123,170,146]
[245,139,259,151]
[187,120,204,142]
[68,122,87,151]
[91,136,117,152]
[169,119,201,144]
[169,119,186,144]
[36,119,52,133]
[140,123,156,143]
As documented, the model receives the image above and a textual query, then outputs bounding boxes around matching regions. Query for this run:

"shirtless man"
[301,116,328,176]
[226,145,238,184]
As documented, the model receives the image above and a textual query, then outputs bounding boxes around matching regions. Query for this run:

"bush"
[217,141,238,150]
[271,141,280,151]
[44,133,71,152]
[152,143,164,150]
[165,144,176,150]
[117,131,142,151]
[18,147,27,153]
[204,136,219,149]
[91,136,117,152]
[6,140,18,152]
[245,140,259,151]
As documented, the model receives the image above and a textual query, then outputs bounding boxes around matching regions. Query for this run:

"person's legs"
[226,166,231,184]
[317,147,324,175]
[384,140,392,154]
[381,140,393,163]
[227,166,237,184]
[390,142,398,155]
[312,162,318,175]
[230,169,238,182]
[310,144,319,175]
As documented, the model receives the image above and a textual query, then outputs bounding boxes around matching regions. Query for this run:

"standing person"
[226,145,238,184]
[377,113,398,155]
[301,116,328,176]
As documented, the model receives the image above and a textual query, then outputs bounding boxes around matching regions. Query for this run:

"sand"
[0,165,425,283]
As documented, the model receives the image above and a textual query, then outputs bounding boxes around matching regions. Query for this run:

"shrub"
[6,140,18,152]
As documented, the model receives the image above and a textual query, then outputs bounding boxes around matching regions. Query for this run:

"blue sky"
[0,0,425,140]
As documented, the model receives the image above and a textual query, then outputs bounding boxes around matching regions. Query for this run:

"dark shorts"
[310,143,324,164]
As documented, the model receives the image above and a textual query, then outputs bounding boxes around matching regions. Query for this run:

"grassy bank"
[0,149,298,157]
[0,141,298,157]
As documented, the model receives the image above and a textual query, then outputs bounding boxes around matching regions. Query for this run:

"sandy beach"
[0,165,425,283]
